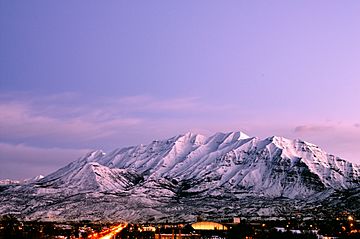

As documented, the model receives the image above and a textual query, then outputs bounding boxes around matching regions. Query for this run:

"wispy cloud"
[0,142,90,179]
[0,92,227,149]
[291,122,360,164]
[0,100,142,144]
[294,125,334,133]
[114,95,202,112]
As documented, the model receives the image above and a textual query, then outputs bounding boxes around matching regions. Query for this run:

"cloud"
[0,142,90,180]
[0,96,142,146]
[0,92,237,148]
[294,125,334,133]
[114,95,202,112]
[1,92,360,176]
[291,123,360,164]
[0,92,239,154]
[354,123,360,128]
[107,95,236,116]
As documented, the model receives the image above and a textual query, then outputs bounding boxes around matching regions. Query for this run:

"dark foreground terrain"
[1,214,359,239]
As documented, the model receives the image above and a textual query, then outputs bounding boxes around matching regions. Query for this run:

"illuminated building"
[191,221,228,231]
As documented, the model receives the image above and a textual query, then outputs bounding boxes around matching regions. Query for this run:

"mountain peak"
[266,135,293,146]
[227,130,250,140]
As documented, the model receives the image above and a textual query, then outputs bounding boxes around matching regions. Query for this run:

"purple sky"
[1,1,360,179]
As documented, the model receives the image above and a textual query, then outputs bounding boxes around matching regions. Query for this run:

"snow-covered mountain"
[0,131,359,222]
[0,175,44,186]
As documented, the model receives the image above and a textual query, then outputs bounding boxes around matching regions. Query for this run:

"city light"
[98,224,126,239]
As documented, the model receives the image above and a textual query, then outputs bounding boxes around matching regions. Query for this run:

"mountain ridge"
[0,131,359,222]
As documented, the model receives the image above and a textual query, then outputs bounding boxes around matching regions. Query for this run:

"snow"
[1,131,359,222]
[42,130,359,196]
[0,175,44,185]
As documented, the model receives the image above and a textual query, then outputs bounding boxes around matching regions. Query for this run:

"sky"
[0,1,360,179]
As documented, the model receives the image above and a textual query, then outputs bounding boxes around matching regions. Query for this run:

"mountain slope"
[0,131,359,222]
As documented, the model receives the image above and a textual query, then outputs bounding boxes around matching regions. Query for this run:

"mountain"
[0,175,44,193]
[0,131,359,222]
[0,175,44,186]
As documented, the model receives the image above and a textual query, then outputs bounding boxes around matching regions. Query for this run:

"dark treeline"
[0,215,106,239]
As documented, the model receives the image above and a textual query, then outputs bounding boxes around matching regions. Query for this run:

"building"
[154,233,200,239]
[191,222,228,231]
